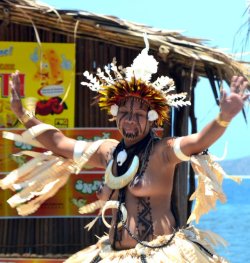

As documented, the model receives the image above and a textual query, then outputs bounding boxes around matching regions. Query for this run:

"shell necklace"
[104,132,153,189]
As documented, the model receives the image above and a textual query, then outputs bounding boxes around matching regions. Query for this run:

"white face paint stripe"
[173,137,190,161]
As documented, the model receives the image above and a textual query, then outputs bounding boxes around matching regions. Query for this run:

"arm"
[10,71,118,168]
[10,71,77,159]
[180,76,249,157]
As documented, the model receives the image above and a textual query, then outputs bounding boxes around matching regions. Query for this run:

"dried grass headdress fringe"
[81,33,191,126]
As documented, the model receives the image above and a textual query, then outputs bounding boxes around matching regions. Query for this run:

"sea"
[195,177,250,263]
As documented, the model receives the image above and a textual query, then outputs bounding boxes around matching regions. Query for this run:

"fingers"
[10,82,20,100]
[243,94,250,102]
[9,70,21,98]
[230,75,249,95]
[11,70,20,86]
[220,89,227,103]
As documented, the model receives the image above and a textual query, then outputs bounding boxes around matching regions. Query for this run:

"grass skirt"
[65,226,228,263]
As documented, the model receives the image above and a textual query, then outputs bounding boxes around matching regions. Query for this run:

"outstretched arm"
[9,71,117,168]
[10,71,76,159]
[10,71,117,168]
[180,76,249,157]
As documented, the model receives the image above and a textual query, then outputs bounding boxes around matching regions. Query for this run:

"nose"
[126,113,136,123]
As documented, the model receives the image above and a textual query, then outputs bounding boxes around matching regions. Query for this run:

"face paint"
[128,97,135,121]
[135,114,142,134]
[117,97,150,142]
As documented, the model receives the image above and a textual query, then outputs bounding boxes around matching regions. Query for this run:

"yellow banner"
[0,42,75,128]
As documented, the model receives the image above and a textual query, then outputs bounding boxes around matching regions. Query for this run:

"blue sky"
[43,0,250,160]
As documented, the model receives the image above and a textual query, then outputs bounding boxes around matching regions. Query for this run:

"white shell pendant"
[117,149,128,166]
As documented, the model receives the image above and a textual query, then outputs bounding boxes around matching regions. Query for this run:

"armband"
[173,137,190,161]
[18,110,34,124]
[73,140,88,162]
[215,113,230,128]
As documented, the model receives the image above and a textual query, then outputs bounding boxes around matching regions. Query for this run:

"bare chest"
[112,150,175,197]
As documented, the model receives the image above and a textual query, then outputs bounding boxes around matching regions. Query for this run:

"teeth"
[104,155,139,189]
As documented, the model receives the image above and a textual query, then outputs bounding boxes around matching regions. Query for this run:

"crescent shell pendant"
[104,155,139,189]
[101,200,127,228]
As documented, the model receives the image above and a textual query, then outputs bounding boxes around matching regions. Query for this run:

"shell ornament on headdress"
[81,34,191,126]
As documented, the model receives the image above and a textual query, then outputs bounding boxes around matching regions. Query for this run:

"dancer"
[1,36,249,262]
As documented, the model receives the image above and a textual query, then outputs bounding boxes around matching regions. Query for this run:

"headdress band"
[81,33,191,126]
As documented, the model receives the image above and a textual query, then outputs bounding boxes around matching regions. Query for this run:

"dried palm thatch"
[231,2,250,64]
[0,0,249,87]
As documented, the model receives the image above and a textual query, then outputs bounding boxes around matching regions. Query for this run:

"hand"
[9,70,25,118]
[220,76,249,121]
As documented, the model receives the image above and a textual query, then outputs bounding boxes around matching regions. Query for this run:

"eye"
[136,111,146,118]
[119,110,128,115]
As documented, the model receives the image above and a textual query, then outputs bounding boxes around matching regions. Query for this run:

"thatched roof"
[0,0,249,86]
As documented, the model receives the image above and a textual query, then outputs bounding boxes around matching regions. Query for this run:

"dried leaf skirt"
[65,226,228,263]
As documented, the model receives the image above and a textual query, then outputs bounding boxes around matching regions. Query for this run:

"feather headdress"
[81,34,191,126]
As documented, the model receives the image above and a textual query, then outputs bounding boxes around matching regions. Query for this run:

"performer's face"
[116,97,151,146]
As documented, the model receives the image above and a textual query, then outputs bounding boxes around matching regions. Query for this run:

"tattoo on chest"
[136,197,154,241]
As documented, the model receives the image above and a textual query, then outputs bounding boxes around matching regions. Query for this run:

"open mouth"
[123,128,139,139]
[124,127,135,133]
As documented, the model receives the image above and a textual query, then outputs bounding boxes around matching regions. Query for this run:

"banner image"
[0,42,75,128]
